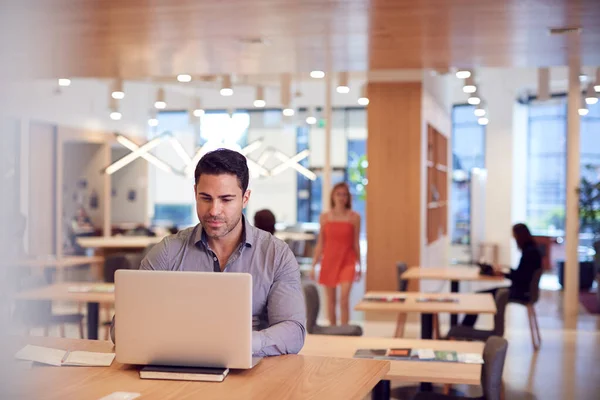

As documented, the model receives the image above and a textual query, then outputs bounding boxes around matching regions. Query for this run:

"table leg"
[87,302,99,340]
[450,280,459,327]
[419,313,434,392]
[421,313,433,339]
[371,380,390,400]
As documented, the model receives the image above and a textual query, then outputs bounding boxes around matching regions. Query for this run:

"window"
[525,98,600,237]
[450,105,486,244]
[526,100,567,234]
[295,108,367,234]
[148,110,249,228]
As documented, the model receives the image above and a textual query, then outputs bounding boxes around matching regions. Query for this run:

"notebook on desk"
[363,295,406,303]
[140,365,229,382]
[415,297,458,303]
[15,345,115,367]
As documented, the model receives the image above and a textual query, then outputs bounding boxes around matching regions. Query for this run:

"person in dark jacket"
[461,223,542,327]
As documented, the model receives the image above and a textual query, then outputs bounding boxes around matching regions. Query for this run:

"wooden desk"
[301,335,483,385]
[403,266,505,326]
[15,283,115,340]
[8,337,390,400]
[77,236,163,249]
[1,256,105,282]
[355,292,496,339]
[275,231,316,242]
[402,266,505,283]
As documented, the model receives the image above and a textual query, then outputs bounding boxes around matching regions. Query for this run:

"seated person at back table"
[111,149,306,357]
[462,223,542,327]
[253,209,276,235]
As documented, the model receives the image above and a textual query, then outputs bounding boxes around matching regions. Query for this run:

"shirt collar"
[194,214,254,248]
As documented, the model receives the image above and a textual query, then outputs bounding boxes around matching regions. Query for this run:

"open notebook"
[15,345,115,367]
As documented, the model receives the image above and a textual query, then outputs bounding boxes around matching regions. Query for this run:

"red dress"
[319,221,357,287]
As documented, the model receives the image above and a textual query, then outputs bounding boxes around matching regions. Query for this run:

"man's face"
[194,173,250,239]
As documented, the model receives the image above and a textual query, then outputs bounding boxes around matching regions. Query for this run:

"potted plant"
[558,165,600,290]
[578,165,600,292]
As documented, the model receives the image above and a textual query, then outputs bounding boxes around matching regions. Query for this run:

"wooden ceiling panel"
[1,0,599,79]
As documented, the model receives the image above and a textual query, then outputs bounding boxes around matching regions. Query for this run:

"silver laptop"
[115,269,259,369]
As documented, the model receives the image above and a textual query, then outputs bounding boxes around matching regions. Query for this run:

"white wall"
[62,142,106,229]
[26,121,57,256]
[110,148,149,225]
[421,72,452,279]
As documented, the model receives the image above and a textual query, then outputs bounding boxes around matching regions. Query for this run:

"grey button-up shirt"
[139,216,306,357]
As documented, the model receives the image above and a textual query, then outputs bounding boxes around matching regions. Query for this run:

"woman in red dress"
[310,182,362,326]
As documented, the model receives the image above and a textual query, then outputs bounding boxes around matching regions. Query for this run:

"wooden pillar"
[366,82,423,291]
[564,63,581,325]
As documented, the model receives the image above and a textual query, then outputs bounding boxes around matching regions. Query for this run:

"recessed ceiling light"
[358,97,369,106]
[456,70,471,79]
[478,117,489,125]
[58,78,71,87]
[283,108,295,116]
[177,74,192,83]
[310,70,325,79]
[110,112,122,121]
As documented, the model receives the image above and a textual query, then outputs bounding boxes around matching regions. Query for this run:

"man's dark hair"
[194,148,249,192]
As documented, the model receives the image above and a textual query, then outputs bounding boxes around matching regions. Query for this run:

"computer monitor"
[114,269,257,369]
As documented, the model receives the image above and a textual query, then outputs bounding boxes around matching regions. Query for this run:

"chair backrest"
[303,283,320,334]
[492,288,510,337]
[396,262,408,292]
[529,268,543,304]
[103,254,133,283]
[481,336,509,400]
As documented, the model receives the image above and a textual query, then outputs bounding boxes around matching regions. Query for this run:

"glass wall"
[450,105,486,244]
[526,98,600,238]
[147,108,367,233]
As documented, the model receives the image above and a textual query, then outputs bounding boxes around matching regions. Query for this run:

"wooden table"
[300,334,484,400]
[403,266,505,326]
[14,283,115,340]
[7,337,390,400]
[1,256,105,282]
[77,236,164,259]
[355,292,496,340]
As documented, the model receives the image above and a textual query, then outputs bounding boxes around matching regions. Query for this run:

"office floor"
[44,273,600,400]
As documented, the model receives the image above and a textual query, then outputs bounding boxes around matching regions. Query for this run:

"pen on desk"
[60,350,71,365]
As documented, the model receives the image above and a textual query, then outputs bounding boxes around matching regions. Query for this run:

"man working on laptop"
[111,149,306,357]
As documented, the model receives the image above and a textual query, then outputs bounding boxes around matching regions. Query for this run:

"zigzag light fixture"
[105,133,316,181]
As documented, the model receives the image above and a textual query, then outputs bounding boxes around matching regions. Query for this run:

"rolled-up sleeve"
[252,247,306,356]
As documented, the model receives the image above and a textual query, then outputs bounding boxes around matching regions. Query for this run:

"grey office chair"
[102,253,141,339]
[509,268,543,350]
[413,336,509,400]
[303,283,363,336]
[446,288,510,341]
[13,274,84,338]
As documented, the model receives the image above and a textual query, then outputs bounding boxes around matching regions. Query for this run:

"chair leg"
[79,320,85,339]
[526,305,539,351]
[443,384,452,394]
[394,313,407,338]
[529,305,542,350]
[432,314,441,339]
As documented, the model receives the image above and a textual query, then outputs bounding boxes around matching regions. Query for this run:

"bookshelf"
[426,125,448,244]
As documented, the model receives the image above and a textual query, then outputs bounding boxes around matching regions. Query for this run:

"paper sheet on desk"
[15,345,115,367]
[64,351,115,366]
[15,345,66,366]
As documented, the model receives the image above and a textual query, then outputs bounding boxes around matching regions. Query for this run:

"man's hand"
[309,267,316,281]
